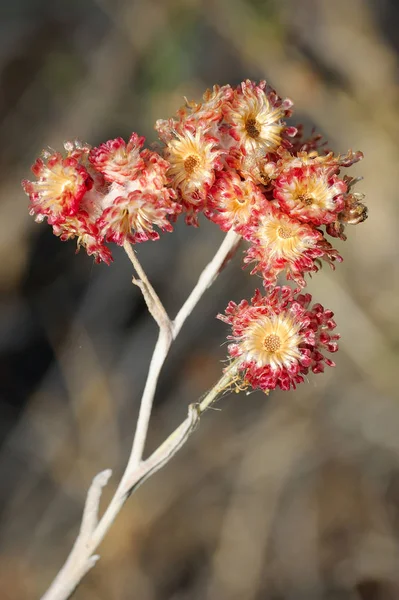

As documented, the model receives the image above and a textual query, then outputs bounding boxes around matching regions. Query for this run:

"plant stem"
[40,230,241,600]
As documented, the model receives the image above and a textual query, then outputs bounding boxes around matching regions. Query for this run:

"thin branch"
[122,241,174,468]
[173,229,241,337]
[122,240,172,330]
[79,469,113,539]
[125,229,241,468]
[128,327,172,468]
[40,231,241,600]
[40,371,234,600]
[40,470,113,600]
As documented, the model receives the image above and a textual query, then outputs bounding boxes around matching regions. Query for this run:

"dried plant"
[22,79,368,600]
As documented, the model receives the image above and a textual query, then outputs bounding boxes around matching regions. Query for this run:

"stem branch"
[40,230,241,600]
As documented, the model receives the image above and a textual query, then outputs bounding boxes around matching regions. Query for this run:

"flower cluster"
[22,79,367,393]
[22,136,180,263]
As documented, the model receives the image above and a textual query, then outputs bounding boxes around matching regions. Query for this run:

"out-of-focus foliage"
[1,1,398,598]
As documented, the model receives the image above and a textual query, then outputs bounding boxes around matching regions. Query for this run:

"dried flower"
[52,214,112,264]
[224,80,295,154]
[219,287,339,392]
[88,133,145,185]
[244,205,342,289]
[273,152,348,226]
[22,149,93,222]
[326,176,368,240]
[155,84,234,143]
[206,170,266,234]
[226,146,280,188]
[98,149,180,245]
[165,129,223,221]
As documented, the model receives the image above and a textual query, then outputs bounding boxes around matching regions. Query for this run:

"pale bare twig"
[173,228,242,337]
[122,240,172,331]
[122,240,174,469]
[124,229,241,469]
[40,229,241,600]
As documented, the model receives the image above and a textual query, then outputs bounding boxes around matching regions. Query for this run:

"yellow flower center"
[297,194,314,206]
[277,226,293,239]
[184,155,200,174]
[38,164,83,211]
[263,333,281,352]
[235,195,247,205]
[260,173,271,186]
[245,117,261,139]
[240,313,303,371]
[256,215,312,262]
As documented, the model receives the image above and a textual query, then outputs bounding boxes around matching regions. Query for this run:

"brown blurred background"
[1,0,399,598]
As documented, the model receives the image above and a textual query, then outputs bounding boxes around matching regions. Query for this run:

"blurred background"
[1,0,399,598]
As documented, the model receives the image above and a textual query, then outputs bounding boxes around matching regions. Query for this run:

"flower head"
[22,141,115,262]
[273,152,348,226]
[206,170,267,234]
[226,146,280,188]
[244,206,342,289]
[22,150,93,222]
[195,84,234,125]
[89,133,145,185]
[165,129,224,222]
[155,84,234,143]
[326,176,368,240]
[224,80,295,154]
[98,149,180,245]
[53,214,112,264]
[219,287,339,392]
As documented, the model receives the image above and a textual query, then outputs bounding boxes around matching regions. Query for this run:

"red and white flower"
[155,84,234,143]
[22,142,112,263]
[22,150,93,222]
[89,133,145,185]
[206,170,266,234]
[244,206,342,288]
[52,213,112,264]
[273,152,348,226]
[165,128,224,221]
[224,80,295,154]
[98,149,180,245]
[218,287,339,392]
